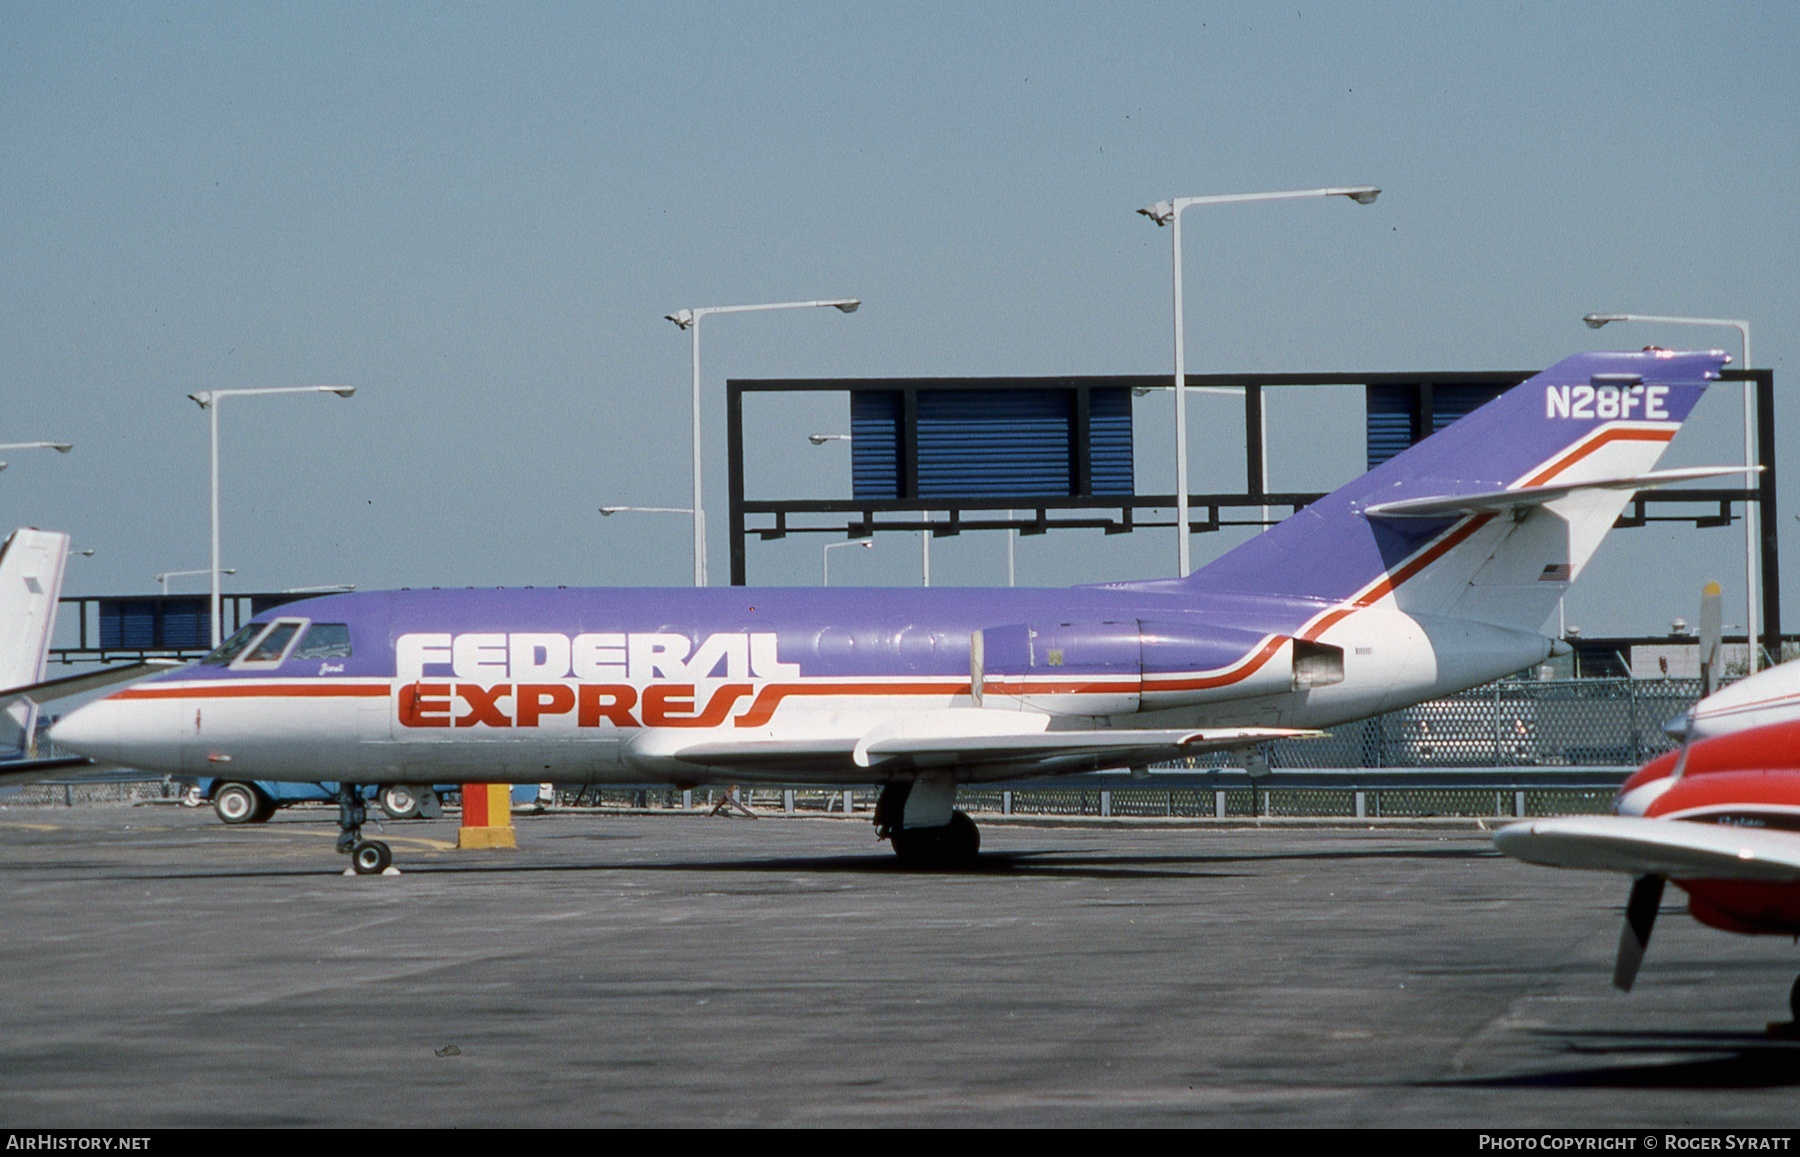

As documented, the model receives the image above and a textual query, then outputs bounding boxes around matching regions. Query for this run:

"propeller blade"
[1613,874,1665,992]
[1669,713,1695,782]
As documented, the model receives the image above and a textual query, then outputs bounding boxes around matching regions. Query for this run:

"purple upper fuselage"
[160,350,1724,685]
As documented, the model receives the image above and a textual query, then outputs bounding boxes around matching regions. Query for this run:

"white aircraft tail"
[0,528,69,756]
[0,528,68,694]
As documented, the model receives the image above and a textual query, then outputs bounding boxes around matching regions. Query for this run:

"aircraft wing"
[1363,466,1752,520]
[1494,815,1800,882]
[854,726,1316,770]
[1,659,183,703]
[642,715,1317,780]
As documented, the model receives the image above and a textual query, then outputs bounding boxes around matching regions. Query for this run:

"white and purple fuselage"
[51,351,1726,791]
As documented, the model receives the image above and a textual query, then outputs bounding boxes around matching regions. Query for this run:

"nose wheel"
[335,783,394,875]
[351,840,392,874]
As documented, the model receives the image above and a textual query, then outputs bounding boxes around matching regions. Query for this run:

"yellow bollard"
[457,783,517,849]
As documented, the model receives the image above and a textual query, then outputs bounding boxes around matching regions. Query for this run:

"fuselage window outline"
[290,622,353,661]
[200,622,267,667]
[231,618,311,671]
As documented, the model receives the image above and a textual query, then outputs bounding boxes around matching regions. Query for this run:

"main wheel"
[890,810,980,870]
[351,840,392,875]
[379,784,421,820]
[213,783,264,825]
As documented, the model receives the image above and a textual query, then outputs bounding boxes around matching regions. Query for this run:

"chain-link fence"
[1167,676,1704,771]
[540,677,1696,820]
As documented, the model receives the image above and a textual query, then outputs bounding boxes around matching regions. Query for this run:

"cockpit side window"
[292,623,352,660]
[201,623,264,666]
[243,622,303,664]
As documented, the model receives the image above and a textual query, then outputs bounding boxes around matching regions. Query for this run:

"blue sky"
[3,2,1796,636]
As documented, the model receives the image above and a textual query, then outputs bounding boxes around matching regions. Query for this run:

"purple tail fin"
[1153,350,1728,631]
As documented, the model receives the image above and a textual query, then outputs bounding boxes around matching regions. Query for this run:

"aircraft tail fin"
[1176,350,1728,633]
[0,529,70,756]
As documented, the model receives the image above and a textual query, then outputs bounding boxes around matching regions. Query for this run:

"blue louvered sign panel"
[1366,382,1513,470]
[98,598,211,649]
[850,391,902,499]
[851,387,1133,500]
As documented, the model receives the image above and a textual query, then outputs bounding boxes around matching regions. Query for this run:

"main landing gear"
[335,783,394,876]
[875,779,980,869]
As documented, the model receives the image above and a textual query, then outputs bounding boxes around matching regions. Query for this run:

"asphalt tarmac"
[2,803,1798,1128]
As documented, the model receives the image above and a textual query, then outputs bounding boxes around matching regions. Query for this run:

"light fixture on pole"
[1138,186,1379,577]
[822,538,872,586]
[665,299,860,588]
[187,385,356,647]
[0,442,73,453]
[157,567,234,596]
[0,441,73,474]
[1582,312,1758,670]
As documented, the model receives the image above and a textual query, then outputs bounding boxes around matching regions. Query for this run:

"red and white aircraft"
[1497,657,1800,1027]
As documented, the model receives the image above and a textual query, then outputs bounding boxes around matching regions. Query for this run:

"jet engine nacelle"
[974,619,1341,716]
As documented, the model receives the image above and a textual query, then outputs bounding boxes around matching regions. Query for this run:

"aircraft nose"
[1614,775,1674,817]
[49,699,123,764]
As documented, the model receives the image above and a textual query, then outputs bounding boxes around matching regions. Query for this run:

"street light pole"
[156,567,233,596]
[1139,186,1379,577]
[822,538,871,586]
[665,298,860,588]
[188,385,356,647]
[1583,312,1758,670]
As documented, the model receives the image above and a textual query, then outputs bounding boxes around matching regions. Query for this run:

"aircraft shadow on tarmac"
[1433,1030,1800,1090]
[133,843,1492,883]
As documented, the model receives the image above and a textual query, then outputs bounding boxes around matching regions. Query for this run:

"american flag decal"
[1539,563,1572,582]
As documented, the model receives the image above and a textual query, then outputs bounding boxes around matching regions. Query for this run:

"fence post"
[1100,790,1111,818]
[1494,680,1504,765]
[1354,790,1366,820]
[1002,790,1012,815]
[1214,789,1226,819]
[783,789,794,815]
[1628,676,1642,766]
[1514,790,1527,818]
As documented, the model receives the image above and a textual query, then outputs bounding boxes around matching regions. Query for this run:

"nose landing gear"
[335,783,395,875]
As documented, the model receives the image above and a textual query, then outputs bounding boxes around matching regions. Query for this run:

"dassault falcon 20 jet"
[53,350,1736,873]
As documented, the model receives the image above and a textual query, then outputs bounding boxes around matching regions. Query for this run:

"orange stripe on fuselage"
[1299,512,1498,642]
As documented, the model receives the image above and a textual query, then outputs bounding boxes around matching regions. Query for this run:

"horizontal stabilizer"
[1,659,182,704]
[1495,815,1800,882]
[1364,466,1754,520]
[0,755,97,787]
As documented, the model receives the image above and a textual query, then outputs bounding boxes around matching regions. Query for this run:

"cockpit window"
[244,622,302,664]
[292,623,352,660]
[201,623,264,666]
